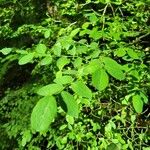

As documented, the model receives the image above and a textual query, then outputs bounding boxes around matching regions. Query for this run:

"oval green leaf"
[70,28,80,37]
[21,130,32,146]
[54,76,73,85]
[132,94,143,113]
[40,55,52,66]
[0,48,12,55]
[31,96,57,132]
[83,59,101,75]
[56,57,70,70]
[126,49,139,59]
[71,81,92,99]
[114,48,126,57]
[103,57,125,80]
[107,143,119,150]
[19,53,34,65]
[140,92,148,104]
[37,84,64,96]
[61,91,78,117]
[52,42,62,56]
[73,57,82,68]
[92,68,109,91]
[44,30,51,38]
[35,44,47,54]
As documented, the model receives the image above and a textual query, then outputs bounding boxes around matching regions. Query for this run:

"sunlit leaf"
[21,130,32,146]
[83,59,101,75]
[66,115,74,125]
[89,27,102,40]
[73,57,82,68]
[71,81,92,99]
[31,96,57,132]
[126,49,139,59]
[54,76,73,85]
[40,55,52,65]
[52,42,62,56]
[140,92,148,104]
[82,22,90,29]
[61,91,78,117]
[57,57,70,70]
[35,44,47,54]
[37,84,64,96]
[103,57,125,80]
[60,36,73,50]
[70,28,80,37]
[76,45,89,54]
[114,48,126,57]
[107,143,119,150]
[44,30,51,38]
[19,53,34,65]
[89,13,99,24]
[132,94,143,113]
[0,48,12,55]
[92,68,109,91]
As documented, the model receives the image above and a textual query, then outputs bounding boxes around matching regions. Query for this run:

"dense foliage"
[0,0,150,149]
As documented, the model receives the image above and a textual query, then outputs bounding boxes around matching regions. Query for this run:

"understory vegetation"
[0,0,150,149]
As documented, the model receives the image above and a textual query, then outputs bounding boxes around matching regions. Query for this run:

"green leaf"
[19,53,34,65]
[90,50,100,59]
[60,36,72,50]
[140,92,148,104]
[70,28,80,37]
[103,57,125,80]
[16,50,28,55]
[61,91,78,117]
[132,94,143,113]
[40,55,52,65]
[103,57,122,69]
[126,48,139,59]
[67,45,76,56]
[82,22,90,29]
[63,70,77,75]
[76,45,89,54]
[21,130,32,146]
[52,42,62,56]
[73,57,82,68]
[59,124,67,130]
[89,27,102,40]
[92,69,109,91]
[44,30,51,38]
[90,42,99,50]
[57,57,70,70]
[66,115,74,125]
[71,81,92,99]
[107,143,119,150]
[83,59,101,75]
[89,13,99,24]
[35,44,47,54]
[31,96,57,132]
[37,84,64,96]
[0,48,12,55]
[122,94,133,105]
[114,48,126,57]
[143,147,150,150]
[54,76,73,85]
[79,29,91,36]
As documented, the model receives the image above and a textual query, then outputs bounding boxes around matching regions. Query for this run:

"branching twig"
[108,3,115,17]
[118,7,124,17]
[132,33,150,44]
[102,3,109,30]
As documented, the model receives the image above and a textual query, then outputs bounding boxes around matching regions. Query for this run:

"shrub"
[0,0,150,149]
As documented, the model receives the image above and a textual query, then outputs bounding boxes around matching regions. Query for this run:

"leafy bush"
[0,0,150,149]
